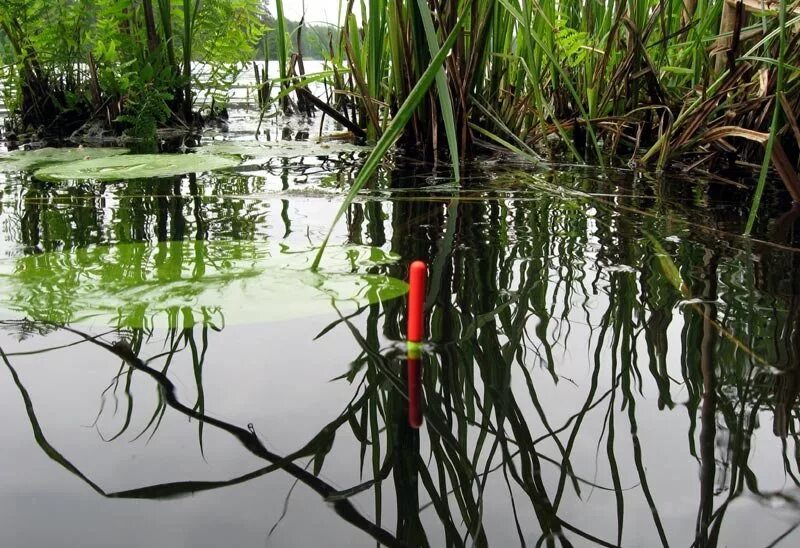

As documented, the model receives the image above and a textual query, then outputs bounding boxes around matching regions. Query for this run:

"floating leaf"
[0,241,408,329]
[34,153,239,181]
[0,147,130,172]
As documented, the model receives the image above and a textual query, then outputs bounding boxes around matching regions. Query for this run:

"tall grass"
[311,9,466,270]
[744,0,791,235]
[264,0,800,234]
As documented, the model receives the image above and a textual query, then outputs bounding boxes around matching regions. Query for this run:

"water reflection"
[2,162,800,546]
[0,238,407,329]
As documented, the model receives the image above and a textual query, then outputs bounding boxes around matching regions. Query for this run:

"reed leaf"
[415,0,460,182]
[311,10,467,271]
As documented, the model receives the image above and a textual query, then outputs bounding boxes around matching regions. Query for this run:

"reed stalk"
[259,0,799,226]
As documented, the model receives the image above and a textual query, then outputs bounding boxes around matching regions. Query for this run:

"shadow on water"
[3,159,800,546]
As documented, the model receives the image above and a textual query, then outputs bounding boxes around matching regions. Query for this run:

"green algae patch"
[34,153,239,181]
[0,147,131,172]
[0,241,407,330]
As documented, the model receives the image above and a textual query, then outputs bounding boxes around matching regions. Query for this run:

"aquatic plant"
[33,152,239,181]
[0,0,263,138]
[260,0,800,233]
[0,146,130,171]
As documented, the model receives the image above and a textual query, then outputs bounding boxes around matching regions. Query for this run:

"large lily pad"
[34,153,239,181]
[0,240,407,329]
[0,147,130,172]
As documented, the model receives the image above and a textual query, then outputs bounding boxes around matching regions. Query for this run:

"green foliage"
[0,0,264,136]
[116,82,174,140]
[280,0,800,229]
[553,15,590,69]
[190,0,264,112]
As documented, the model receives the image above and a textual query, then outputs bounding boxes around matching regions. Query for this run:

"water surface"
[1,123,800,547]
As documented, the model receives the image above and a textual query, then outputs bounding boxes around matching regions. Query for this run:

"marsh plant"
[260,0,800,239]
[0,0,262,139]
[297,1,799,166]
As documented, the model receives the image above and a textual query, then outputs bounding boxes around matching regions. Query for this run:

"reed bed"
[269,0,800,232]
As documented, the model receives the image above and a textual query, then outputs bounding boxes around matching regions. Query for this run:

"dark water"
[2,145,800,547]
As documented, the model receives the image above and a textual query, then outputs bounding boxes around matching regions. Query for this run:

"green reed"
[261,0,800,257]
[292,1,795,155]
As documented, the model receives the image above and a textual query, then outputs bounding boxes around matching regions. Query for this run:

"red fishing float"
[407,260,427,429]
[407,261,427,344]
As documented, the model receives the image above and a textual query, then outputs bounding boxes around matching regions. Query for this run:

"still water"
[2,117,800,546]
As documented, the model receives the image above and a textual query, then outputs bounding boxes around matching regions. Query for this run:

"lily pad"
[0,147,130,172]
[0,240,407,329]
[196,140,369,163]
[34,153,240,181]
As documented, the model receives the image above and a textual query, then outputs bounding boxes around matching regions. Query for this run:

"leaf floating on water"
[34,153,240,181]
[0,147,130,172]
[0,241,408,329]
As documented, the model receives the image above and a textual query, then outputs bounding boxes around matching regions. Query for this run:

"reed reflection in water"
[2,164,800,546]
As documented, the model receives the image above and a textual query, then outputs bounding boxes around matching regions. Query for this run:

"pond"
[2,111,800,547]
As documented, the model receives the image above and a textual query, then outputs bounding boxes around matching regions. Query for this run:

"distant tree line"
[256,14,339,61]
